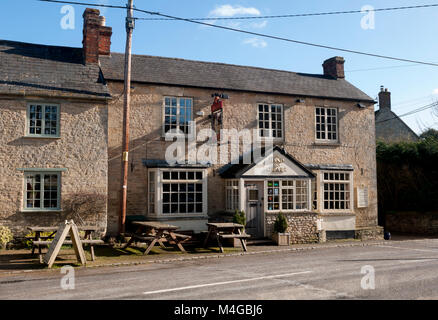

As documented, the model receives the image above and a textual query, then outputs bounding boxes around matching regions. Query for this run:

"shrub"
[0,226,13,249]
[376,138,438,212]
[274,212,288,234]
[233,210,246,227]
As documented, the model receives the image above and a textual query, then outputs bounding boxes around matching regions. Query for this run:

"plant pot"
[273,233,290,246]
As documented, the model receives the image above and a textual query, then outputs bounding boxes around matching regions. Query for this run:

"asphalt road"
[1,239,438,300]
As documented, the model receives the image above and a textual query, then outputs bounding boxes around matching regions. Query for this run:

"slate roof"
[375,108,419,139]
[100,53,375,103]
[0,40,110,100]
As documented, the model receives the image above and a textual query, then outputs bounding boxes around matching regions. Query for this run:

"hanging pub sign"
[210,93,228,142]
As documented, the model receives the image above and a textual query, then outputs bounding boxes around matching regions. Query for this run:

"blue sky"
[1,0,438,134]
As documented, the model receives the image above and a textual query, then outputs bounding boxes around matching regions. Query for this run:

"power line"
[376,102,438,124]
[346,64,427,73]
[38,0,438,67]
[133,3,438,21]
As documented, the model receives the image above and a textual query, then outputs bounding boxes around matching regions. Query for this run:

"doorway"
[245,182,264,238]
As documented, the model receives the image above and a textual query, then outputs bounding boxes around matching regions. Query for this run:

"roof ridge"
[108,51,328,78]
[0,39,81,51]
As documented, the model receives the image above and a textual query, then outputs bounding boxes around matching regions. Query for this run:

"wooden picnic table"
[27,226,102,263]
[203,222,250,253]
[122,221,191,255]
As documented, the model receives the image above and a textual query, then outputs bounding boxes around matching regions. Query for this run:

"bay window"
[148,168,207,216]
[267,179,310,212]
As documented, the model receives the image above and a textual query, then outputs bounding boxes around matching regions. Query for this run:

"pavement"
[1,237,438,300]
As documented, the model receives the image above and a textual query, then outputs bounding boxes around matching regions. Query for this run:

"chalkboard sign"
[43,220,86,268]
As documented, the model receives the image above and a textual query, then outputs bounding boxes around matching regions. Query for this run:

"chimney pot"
[323,56,345,79]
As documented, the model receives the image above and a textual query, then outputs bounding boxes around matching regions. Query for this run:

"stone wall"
[106,81,378,235]
[0,97,108,237]
[385,211,438,235]
[266,212,319,244]
[354,226,384,240]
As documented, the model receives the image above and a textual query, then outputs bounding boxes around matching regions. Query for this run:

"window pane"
[161,170,204,215]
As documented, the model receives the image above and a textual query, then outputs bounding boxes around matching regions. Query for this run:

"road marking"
[397,259,438,264]
[142,270,312,295]
[378,244,438,254]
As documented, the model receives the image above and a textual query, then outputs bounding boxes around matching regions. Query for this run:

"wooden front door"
[245,182,264,238]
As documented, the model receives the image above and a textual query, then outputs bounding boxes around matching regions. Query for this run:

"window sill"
[20,209,62,213]
[266,210,313,215]
[160,135,194,141]
[312,141,341,147]
[151,214,209,220]
[319,211,355,217]
[23,135,61,139]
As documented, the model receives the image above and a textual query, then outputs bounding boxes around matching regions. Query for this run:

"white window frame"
[320,171,354,213]
[162,96,193,137]
[147,168,208,217]
[257,103,284,141]
[148,171,156,214]
[26,103,60,138]
[315,107,338,142]
[225,180,239,212]
[265,179,311,213]
[22,171,61,211]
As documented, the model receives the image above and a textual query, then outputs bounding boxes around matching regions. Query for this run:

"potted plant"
[233,210,246,228]
[272,212,290,246]
[230,210,246,247]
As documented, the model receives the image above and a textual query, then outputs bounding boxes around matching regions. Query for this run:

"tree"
[420,128,438,141]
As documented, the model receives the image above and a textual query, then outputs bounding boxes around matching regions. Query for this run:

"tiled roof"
[0,40,110,100]
[100,53,374,102]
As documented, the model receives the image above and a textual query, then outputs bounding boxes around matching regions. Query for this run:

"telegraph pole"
[119,0,134,234]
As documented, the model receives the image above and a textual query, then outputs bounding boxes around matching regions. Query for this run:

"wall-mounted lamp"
[296,98,305,103]
[357,103,366,108]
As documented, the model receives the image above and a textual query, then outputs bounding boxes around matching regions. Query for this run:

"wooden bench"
[123,221,189,255]
[163,232,191,240]
[218,233,251,239]
[204,223,250,253]
[31,239,104,262]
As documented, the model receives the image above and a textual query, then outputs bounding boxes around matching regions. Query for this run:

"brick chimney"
[82,8,112,64]
[378,86,391,110]
[323,56,345,79]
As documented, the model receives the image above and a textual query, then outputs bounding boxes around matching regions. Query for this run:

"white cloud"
[243,37,267,48]
[433,88,438,95]
[226,21,242,29]
[250,20,267,29]
[210,5,261,17]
